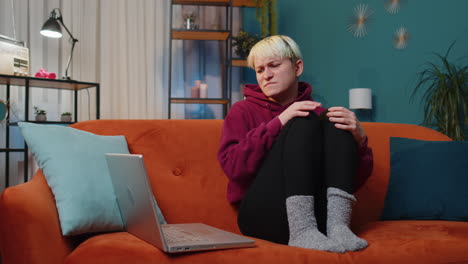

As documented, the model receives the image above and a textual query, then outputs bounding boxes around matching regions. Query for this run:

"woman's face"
[254,56,303,105]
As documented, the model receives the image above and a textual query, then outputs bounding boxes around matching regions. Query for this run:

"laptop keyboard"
[163,226,211,243]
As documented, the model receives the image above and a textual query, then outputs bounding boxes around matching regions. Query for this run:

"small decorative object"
[254,0,278,38]
[34,106,47,122]
[411,42,468,141]
[393,27,409,50]
[35,69,57,79]
[199,83,208,98]
[191,80,201,98]
[183,13,198,30]
[347,3,374,38]
[61,112,72,122]
[384,0,406,15]
[232,31,260,58]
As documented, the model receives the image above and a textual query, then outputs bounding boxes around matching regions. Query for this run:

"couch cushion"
[352,123,452,229]
[353,220,468,263]
[18,122,129,236]
[65,221,468,264]
[66,232,345,264]
[382,137,468,221]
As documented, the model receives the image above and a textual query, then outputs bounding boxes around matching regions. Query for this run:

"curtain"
[100,0,169,119]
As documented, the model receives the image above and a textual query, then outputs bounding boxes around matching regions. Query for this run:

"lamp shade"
[349,88,372,109]
[40,17,62,38]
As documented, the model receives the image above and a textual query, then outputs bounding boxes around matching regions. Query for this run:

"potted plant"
[61,112,72,122]
[34,106,47,122]
[232,31,260,58]
[254,0,278,38]
[412,42,468,141]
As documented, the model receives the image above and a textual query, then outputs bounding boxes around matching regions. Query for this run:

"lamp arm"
[54,8,78,42]
[64,40,77,80]
[59,17,78,79]
[53,8,78,80]
[57,18,78,43]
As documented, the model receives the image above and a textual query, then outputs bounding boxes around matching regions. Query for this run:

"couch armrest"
[0,171,74,264]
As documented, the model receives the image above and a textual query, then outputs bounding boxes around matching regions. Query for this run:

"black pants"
[237,112,358,244]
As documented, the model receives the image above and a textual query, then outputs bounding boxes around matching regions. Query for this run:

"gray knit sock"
[326,187,368,252]
[286,195,345,253]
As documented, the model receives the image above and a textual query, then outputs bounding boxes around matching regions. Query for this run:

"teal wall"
[243,0,468,124]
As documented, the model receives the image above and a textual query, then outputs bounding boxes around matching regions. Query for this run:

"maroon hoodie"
[217,82,373,204]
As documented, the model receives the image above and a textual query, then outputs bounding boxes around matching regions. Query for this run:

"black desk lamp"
[40,8,78,80]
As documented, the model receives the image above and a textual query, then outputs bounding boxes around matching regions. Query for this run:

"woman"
[217,35,373,253]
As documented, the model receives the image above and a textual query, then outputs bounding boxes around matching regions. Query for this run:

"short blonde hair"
[247,35,303,69]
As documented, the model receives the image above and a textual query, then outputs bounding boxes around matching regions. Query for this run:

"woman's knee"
[321,118,356,146]
[287,111,322,135]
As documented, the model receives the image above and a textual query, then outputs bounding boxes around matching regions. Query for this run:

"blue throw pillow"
[381,137,468,221]
[18,122,130,235]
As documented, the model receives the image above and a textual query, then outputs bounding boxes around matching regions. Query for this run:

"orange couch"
[1,120,468,264]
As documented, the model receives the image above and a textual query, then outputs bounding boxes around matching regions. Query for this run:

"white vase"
[35,114,47,122]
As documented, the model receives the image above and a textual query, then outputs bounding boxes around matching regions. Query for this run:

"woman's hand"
[326,106,367,145]
[278,101,322,126]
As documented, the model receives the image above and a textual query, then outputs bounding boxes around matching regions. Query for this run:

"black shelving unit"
[168,0,258,119]
[168,0,233,119]
[0,74,100,188]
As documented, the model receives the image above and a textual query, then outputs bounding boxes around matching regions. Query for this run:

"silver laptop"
[105,153,255,253]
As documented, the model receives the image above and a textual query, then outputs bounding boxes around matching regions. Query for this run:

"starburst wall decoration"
[347,3,375,38]
[393,27,409,49]
[384,0,406,15]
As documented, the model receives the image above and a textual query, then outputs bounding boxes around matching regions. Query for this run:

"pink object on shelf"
[35,69,57,79]
[47,72,56,79]
[35,69,47,78]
